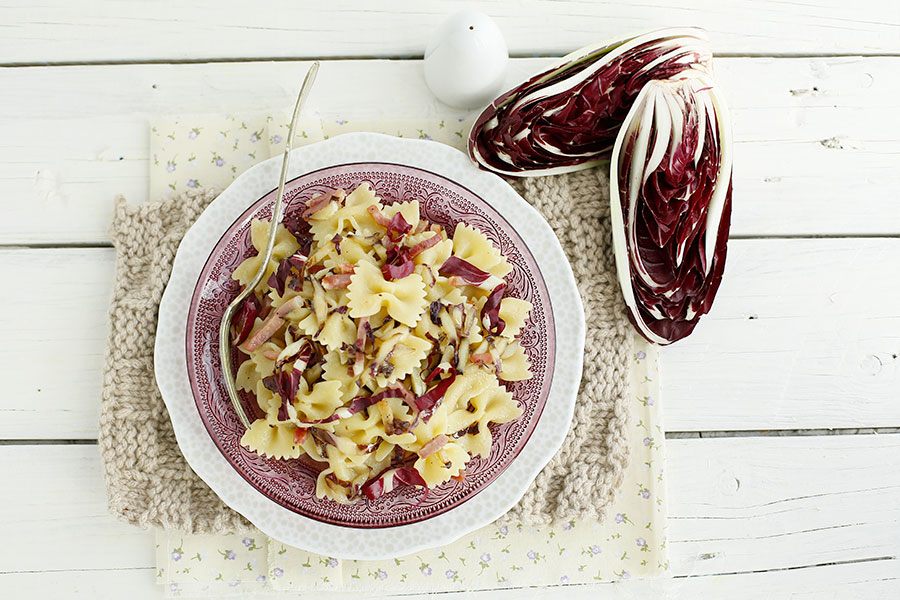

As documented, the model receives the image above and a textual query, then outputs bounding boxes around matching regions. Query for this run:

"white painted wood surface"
[3,238,898,440]
[2,57,899,244]
[2,0,899,64]
[2,3,899,597]
[2,437,898,596]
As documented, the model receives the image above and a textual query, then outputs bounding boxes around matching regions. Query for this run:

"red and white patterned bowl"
[156,133,584,558]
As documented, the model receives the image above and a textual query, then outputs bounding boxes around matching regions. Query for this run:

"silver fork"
[218,62,320,430]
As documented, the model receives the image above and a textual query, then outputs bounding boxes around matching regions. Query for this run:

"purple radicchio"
[467,28,712,176]
[609,72,733,344]
[361,466,428,501]
[231,294,261,345]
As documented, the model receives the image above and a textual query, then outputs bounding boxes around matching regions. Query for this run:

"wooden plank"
[2,238,898,439]
[0,571,160,600]
[0,445,155,574]
[662,238,900,432]
[0,248,114,440]
[1,57,898,244]
[667,435,900,576]
[1,437,897,591]
[2,560,898,599]
[2,0,899,64]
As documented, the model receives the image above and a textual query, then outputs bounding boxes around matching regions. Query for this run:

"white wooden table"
[2,3,898,598]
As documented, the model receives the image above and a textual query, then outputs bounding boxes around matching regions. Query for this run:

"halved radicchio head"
[610,72,733,345]
[466,27,732,344]
[467,28,712,177]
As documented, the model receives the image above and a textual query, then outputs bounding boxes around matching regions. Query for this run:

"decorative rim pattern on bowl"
[186,161,555,527]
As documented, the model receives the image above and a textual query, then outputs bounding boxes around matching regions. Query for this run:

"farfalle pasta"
[229,183,533,504]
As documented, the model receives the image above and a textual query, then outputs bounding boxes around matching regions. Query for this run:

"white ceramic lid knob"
[424,10,509,110]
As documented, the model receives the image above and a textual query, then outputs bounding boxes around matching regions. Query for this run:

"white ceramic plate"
[155,132,584,559]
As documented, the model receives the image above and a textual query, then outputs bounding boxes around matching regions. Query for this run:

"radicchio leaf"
[438,256,490,285]
[231,294,261,345]
[467,28,712,176]
[267,250,308,297]
[610,74,733,345]
[386,211,412,242]
[381,240,416,281]
[263,368,302,421]
[281,208,315,249]
[381,258,415,281]
[414,373,457,423]
[481,283,507,336]
[361,466,429,501]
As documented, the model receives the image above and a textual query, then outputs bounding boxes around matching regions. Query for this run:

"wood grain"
[1,437,896,592]
[1,57,898,244]
[2,0,899,64]
[3,561,898,599]
[663,237,900,431]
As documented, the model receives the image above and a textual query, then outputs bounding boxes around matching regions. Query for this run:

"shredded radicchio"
[267,251,308,297]
[414,373,457,423]
[428,300,442,325]
[263,369,302,421]
[381,257,415,280]
[437,256,491,285]
[381,243,415,281]
[361,466,429,501]
[280,208,315,250]
[231,294,261,345]
[386,212,412,243]
[481,283,507,336]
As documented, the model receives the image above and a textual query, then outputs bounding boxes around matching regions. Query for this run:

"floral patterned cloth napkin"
[149,115,668,597]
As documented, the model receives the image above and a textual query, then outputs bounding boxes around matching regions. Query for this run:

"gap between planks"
[4,51,900,69]
[5,428,900,445]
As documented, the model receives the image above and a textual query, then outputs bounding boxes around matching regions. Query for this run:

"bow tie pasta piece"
[309,183,383,244]
[289,379,344,421]
[323,235,378,270]
[253,379,285,420]
[382,199,422,231]
[451,222,512,278]
[454,422,493,459]
[496,340,532,382]
[296,309,356,353]
[235,339,281,392]
[316,467,370,504]
[418,264,467,305]
[241,420,304,460]
[414,441,469,487]
[445,367,522,435]
[497,297,533,339]
[322,352,362,402]
[327,446,384,490]
[411,233,453,267]
[233,219,301,291]
[371,326,432,387]
[331,409,384,447]
[348,260,427,327]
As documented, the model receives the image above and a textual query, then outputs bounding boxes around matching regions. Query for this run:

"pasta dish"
[229,183,533,504]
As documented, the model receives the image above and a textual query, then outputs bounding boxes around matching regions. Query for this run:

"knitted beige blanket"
[100,168,631,534]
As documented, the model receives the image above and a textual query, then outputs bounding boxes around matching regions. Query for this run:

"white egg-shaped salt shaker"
[424,11,508,110]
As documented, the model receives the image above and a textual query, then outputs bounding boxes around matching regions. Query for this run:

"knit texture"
[100,187,252,534]
[99,169,630,533]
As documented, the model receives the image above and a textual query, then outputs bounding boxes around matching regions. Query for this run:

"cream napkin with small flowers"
[150,115,668,597]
